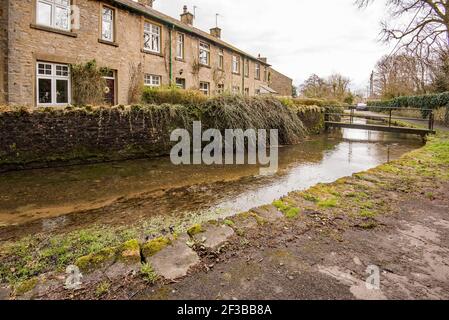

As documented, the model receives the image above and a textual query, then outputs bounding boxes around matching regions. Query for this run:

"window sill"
[141,49,164,57]
[98,39,119,47]
[30,24,77,38]
[200,64,211,69]
[232,72,241,76]
[175,57,186,62]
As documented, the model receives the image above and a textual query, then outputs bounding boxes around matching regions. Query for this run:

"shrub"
[368,92,449,124]
[141,86,207,106]
[200,95,306,145]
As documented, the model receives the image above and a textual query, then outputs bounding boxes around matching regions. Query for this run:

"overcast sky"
[154,0,392,93]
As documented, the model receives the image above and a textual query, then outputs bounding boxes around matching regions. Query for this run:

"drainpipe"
[241,55,245,95]
[169,25,174,85]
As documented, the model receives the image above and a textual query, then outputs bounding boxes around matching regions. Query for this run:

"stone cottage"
[0,0,293,106]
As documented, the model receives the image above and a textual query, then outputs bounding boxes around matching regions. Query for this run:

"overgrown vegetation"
[71,60,108,106]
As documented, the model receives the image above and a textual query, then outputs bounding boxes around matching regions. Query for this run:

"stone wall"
[0,0,8,104]
[269,68,293,97]
[0,104,325,172]
[6,0,271,106]
[0,107,180,171]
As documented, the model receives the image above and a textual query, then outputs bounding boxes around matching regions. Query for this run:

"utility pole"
[369,71,374,98]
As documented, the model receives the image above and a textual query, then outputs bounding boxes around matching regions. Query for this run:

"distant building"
[0,0,292,106]
[269,68,293,97]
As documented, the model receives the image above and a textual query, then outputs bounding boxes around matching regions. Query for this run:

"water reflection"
[0,126,423,240]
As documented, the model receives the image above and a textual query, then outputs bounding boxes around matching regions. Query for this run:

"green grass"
[317,197,338,208]
[140,263,159,284]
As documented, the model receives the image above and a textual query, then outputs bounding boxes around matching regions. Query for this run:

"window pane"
[55,6,69,30]
[56,65,69,77]
[37,1,52,26]
[38,78,52,104]
[56,79,69,103]
[102,21,113,40]
[38,63,52,75]
[102,8,114,41]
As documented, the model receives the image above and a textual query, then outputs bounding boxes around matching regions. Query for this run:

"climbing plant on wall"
[71,60,108,106]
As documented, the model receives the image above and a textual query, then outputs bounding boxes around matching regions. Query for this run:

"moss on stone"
[224,219,235,227]
[118,239,141,264]
[285,207,301,219]
[141,237,171,258]
[187,224,204,237]
[75,247,117,273]
[14,277,38,296]
[273,199,301,219]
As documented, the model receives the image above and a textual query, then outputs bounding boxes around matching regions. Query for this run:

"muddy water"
[0,126,423,240]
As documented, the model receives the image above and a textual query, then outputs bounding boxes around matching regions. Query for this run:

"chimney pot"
[180,5,194,26]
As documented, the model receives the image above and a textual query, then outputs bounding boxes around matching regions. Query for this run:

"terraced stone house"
[0,0,293,107]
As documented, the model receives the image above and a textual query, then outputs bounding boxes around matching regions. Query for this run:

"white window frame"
[143,22,161,53]
[101,6,115,42]
[218,49,224,70]
[176,33,185,59]
[199,82,210,96]
[232,86,240,94]
[255,63,261,80]
[144,74,162,87]
[36,0,71,31]
[232,55,240,74]
[36,62,71,107]
[199,41,210,66]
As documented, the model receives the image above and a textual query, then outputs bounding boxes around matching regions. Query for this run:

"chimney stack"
[258,54,267,64]
[137,0,154,8]
[180,5,194,26]
[210,27,221,39]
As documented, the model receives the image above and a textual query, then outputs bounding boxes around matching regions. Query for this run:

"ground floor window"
[176,78,186,89]
[216,83,224,95]
[244,88,249,96]
[36,62,70,106]
[232,86,240,94]
[144,74,161,87]
[200,82,210,95]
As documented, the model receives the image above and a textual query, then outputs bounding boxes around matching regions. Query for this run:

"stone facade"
[269,68,293,97]
[0,0,8,104]
[0,0,292,107]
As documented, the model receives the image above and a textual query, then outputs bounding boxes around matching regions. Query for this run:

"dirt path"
[134,181,449,300]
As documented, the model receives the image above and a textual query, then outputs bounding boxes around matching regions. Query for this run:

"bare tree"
[372,52,431,98]
[357,0,449,54]
[300,73,353,101]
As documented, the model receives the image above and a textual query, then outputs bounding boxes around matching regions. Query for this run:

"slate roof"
[109,0,271,65]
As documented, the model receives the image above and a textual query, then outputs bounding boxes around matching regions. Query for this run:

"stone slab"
[148,236,200,280]
[194,225,235,250]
